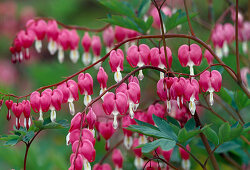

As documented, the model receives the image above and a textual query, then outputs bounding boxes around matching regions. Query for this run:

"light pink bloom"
[103,26,114,53]
[81,32,92,65]
[47,20,59,55]
[109,49,124,82]
[97,67,108,96]
[184,79,199,115]
[68,29,80,63]
[99,121,115,150]
[22,100,31,130]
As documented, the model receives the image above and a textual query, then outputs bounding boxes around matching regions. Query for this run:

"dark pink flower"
[112,149,123,169]
[78,73,93,106]
[199,70,222,106]
[178,44,202,75]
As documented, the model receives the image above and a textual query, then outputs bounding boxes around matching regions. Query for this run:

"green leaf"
[218,88,234,106]
[184,118,196,131]
[4,138,19,146]
[43,119,69,129]
[230,122,243,140]
[218,122,231,143]
[98,0,136,18]
[215,141,241,153]
[234,90,250,110]
[33,120,43,129]
[141,138,176,153]
[152,115,177,140]
[166,116,181,128]
[164,10,197,32]
[203,127,219,145]
[137,0,151,18]
[22,131,35,143]
[178,128,201,143]
[126,125,170,139]
[134,119,159,130]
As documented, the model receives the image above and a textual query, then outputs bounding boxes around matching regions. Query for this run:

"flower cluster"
[9,19,140,65]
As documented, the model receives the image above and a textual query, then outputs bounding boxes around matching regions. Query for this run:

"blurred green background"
[0,0,249,169]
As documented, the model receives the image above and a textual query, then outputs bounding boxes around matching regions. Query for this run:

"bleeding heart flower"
[26,19,47,53]
[112,149,123,170]
[69,128,95,146]
[109,49,124,83]
[30,90,51,121]
[5,100,13,121]
[170,77,186,109]
[122,115,136,149]
[66,112,86,145]
[11,102,24,129]
[150,6,172,29]
[132,138,144,169]
[17,30,35,60]
[45,89,63,122]
[68,29,80,63]
[69,153,84,170]
[178,44,202,75]
[97,67,108,96]
[92,36,102,68]
[184,79,199,115]
[115,26,126,43]
[47,20,59,55]
[128,75,139,84]
[150,46,172,79]
[127,44,150,80]
[157,77,174,113]
[102,92,128,129]
[22,100,31,130]
[103,26,114,53]
[179,145,191,170]
[57,29,70,63]
[86,108,96,130]
[99,121,115,150]
[78,73,93,106]
[116,82,140,119]
[81,32,92,65]
[204,47,214,65]
[93,163,112,170]
[199,70,222,106]
[57,80,79,115]
[147,103,165,125]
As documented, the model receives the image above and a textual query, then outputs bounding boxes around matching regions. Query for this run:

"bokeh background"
[0,0,249,169]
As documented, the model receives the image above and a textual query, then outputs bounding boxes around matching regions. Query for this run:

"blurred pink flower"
[0,60,17,86]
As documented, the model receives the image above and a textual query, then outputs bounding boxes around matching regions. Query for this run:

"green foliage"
[203,126,219,145]
[0,118,69,146]
[218,87,250,111]
[164,10,197,32]
[99,0,153,34]
[140,138,176,153]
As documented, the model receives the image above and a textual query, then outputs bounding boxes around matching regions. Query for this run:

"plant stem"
[99,139,123,164]
[24,143,29,170]
[235,0,241,82]
[23,130,41,170]
[176,143,205,169]
[184,0,195,36]
[152,0,170,71]
[220,153,242,170]
[194,113,220,170]
[2,34,249,98]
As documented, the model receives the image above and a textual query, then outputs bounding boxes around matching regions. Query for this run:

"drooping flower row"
[9,18,139,65]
